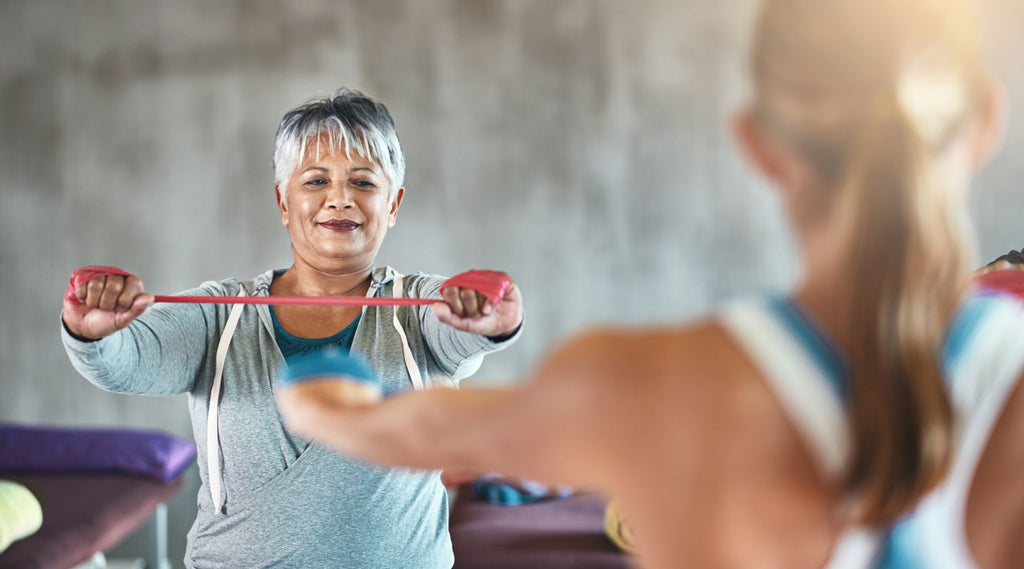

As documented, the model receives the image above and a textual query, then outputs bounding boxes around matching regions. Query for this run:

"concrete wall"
[2,1,1021,566]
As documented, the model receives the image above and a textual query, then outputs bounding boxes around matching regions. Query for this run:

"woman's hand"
[973,259,1024,299]
[62,267,153,340]
[432,280,523,340]
[973,259,1024,278]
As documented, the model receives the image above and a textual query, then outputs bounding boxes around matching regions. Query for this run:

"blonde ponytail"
[840,91,967,523]
[750,0,987,524]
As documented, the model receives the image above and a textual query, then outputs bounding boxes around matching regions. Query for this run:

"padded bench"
[0,424,195,569]
[450,484,634,569]
[0,471,182,569]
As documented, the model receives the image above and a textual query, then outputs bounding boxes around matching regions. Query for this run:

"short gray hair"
[273,88,406,200]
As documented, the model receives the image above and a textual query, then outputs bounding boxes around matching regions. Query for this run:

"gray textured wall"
[2,1,1021,566]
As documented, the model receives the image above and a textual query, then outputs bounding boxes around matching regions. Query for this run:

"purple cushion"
[0,424,196,482]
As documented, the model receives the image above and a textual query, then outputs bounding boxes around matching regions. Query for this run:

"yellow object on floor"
[604,499,638,555]
[0,480,43,553]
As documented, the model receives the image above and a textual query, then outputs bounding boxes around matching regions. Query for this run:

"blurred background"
[2,0,1021,566]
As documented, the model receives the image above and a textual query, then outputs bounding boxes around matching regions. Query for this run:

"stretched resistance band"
[152,295,437,307]
[66,265,512,307]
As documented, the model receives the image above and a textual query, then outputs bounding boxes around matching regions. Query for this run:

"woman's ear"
[276,184,289,226]
[969,80,1008,172]
[733,110,789,185]
[388,187,405,228]
[733,109,826,220]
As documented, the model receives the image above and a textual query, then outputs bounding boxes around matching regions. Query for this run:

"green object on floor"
[0,479,43,553]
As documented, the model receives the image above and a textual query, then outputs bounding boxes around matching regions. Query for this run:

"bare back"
[513,321,843,569]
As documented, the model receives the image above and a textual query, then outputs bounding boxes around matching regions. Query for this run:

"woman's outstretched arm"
[274,321,756,490]
[274,327,669,489]
[278,382,520,474]
[275,322,843,568]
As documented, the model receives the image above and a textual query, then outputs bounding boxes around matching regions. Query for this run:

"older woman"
[276,2,1024,569]
[60,88,523,569]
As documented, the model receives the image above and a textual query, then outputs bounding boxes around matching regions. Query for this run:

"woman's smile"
[318,218,361,232]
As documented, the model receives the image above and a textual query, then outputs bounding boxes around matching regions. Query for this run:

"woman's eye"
[304,178,328,187]
[353,180,377,189]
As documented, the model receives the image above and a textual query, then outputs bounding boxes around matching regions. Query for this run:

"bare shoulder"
[529,321,839,566]
[520,319,811,479]
[530,319,770,418]
[532,319,747,385]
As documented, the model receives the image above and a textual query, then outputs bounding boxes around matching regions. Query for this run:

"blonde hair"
[750,0,988,523]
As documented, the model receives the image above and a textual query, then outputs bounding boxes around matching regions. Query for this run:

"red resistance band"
[66,266,512,307]
[977,269,1024,300]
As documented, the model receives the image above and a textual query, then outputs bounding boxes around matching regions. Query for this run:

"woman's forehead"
[300,132,382,172]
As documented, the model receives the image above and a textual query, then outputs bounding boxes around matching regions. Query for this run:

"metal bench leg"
[144,503,169,569]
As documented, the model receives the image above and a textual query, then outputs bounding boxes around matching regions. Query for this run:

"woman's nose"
[324,184,354,209]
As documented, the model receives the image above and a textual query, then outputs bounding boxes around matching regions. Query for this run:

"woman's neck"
[273,261,374,297]
[790,197,860,353]
[793,279,855,353]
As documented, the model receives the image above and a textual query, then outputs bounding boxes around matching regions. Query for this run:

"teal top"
[270,306,361,363]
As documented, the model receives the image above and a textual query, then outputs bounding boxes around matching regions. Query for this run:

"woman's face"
[277,141,404,275]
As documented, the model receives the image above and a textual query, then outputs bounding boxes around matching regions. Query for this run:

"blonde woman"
[277,1,1023,567]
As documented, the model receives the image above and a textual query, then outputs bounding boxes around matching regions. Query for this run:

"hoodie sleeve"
[60,280,230,395]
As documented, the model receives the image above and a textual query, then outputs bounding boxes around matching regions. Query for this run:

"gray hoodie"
[61,266,522,569]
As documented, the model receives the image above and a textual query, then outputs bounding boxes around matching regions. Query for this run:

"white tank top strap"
[391,274,425,391]
[719,298,849,478]
[207,284,247,514]
[719,298,879,569]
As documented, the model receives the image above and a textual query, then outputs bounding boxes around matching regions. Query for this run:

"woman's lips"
[319,219,360,231]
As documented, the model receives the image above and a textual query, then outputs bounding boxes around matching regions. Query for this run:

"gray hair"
[273,88,406,200]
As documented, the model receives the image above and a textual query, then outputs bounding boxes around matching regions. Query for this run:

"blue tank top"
[270,306,361,363]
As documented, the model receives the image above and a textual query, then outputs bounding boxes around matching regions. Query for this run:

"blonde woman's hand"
[973,259,1024,278]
